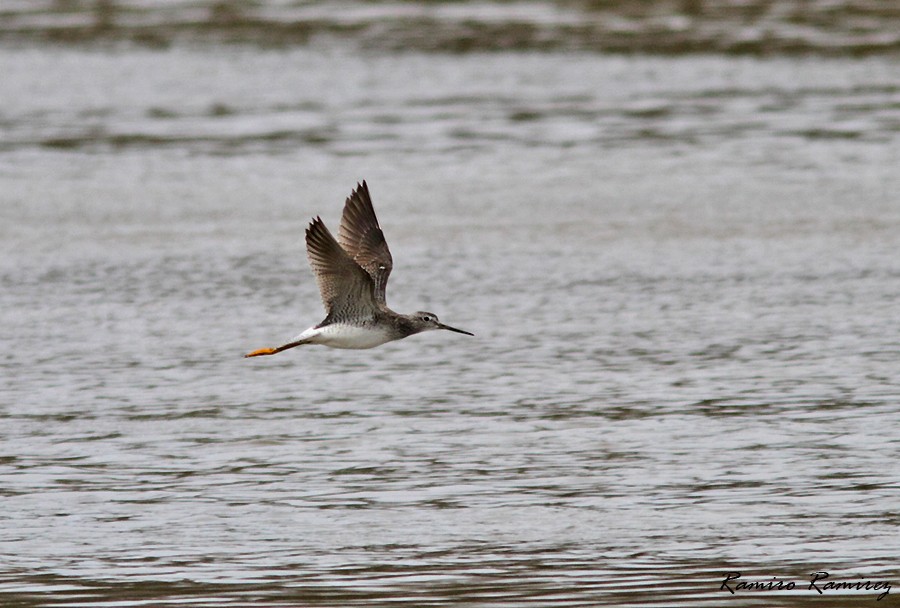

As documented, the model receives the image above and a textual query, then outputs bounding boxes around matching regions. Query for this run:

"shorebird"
[245,181,473,357]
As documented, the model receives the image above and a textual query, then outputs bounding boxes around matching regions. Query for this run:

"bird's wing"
[306,216,377,318]
[338,181,393,306]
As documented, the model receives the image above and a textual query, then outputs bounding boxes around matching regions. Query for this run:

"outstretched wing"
[306,216,377,319]
[338,181,393,306]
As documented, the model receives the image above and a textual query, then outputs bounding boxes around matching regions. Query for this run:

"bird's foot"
[244,347,277,358]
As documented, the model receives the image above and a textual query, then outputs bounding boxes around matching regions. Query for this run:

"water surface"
[1,8,899,606]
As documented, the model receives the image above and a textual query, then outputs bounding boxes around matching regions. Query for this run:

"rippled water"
[2,5,900,606]
[3,0,899,54]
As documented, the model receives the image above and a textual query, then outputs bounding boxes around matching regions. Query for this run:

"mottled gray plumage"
[337,181,393,306]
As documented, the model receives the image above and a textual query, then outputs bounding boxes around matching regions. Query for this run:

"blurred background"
[2,0,899,53]
[1,1,899,607]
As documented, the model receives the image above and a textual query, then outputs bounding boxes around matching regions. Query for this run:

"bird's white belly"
[300,324,395,349]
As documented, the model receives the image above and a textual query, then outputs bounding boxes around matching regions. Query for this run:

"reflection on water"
[1,3,899,606]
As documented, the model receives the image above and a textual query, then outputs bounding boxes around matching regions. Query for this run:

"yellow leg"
[245,338,308,358]
[244,347,277,358]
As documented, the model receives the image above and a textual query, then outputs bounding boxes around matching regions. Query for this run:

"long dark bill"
[438,323,474,336]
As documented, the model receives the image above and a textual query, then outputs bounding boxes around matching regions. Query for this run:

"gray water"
[2,5,900,606]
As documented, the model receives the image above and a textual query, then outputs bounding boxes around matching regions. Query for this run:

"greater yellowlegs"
[245,181,473,357]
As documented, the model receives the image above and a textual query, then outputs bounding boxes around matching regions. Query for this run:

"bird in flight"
[245,181,472,357]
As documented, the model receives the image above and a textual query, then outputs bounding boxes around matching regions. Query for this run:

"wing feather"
[306,216,376,319]
[338,181,393,306]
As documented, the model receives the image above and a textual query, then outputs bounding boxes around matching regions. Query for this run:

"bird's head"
[408,311,473,336]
